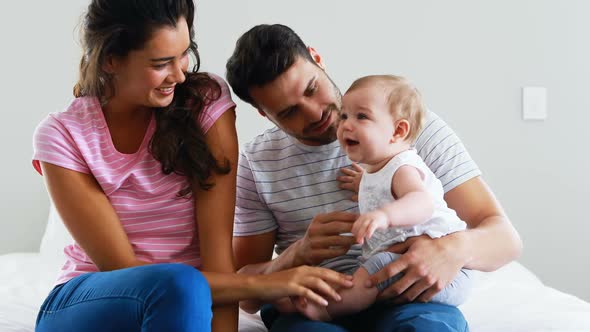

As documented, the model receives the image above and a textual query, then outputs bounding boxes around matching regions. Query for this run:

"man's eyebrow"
[277,76,316,117]
[149,46,190,62]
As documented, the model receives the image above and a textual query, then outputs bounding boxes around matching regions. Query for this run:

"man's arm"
[445,176,522,271]
[232,149,321,275]
[234,213,356,314]
[232,149,356,313]
[234,231,302,274]
[235,210,358,275]
[232,149,282,273]
[371,176,522,303]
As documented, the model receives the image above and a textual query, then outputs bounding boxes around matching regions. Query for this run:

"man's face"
[249,56,342,146]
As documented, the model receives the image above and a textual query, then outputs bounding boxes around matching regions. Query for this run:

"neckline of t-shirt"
[286,132,341,153]
[95,100,155,158]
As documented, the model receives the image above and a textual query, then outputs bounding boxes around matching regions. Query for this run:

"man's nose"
[300,99,323,123]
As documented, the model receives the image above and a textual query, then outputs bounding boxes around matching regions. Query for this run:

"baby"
[286,75,473,321]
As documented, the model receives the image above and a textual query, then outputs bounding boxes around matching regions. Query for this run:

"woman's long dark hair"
[152,72,230,197]
[74,0,229,197]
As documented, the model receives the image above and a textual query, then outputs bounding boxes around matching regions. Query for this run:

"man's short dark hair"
[225,24,315,107]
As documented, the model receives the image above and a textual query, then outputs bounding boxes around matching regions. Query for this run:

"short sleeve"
[233,152,279,236]
[32,115,90,175]
[198,73,236,134]
[414,110,481,192]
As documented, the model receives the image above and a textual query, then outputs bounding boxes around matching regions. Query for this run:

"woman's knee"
[149,263,212,309]
[139,264,212,330]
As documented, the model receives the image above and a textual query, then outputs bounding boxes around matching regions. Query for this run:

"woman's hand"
[254,266,353,307]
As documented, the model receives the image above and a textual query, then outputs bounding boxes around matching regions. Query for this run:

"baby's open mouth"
[345,139,359,146]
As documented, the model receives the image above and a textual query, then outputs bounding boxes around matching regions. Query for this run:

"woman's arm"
[40,162,148,271]
[193,108,239,332]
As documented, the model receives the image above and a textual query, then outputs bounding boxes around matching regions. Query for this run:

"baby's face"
[337,86,397,165]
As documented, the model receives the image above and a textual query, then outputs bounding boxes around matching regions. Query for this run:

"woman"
[33,1,352,331]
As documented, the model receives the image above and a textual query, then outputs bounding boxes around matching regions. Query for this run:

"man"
[226,24,522,331]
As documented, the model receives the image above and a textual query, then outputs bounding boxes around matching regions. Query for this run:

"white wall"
[1,0,588,302]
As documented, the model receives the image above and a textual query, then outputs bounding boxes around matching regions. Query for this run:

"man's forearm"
[238,239,305,275]
[458,215,523,271]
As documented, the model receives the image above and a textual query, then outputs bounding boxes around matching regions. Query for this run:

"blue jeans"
[36,263,212,332]
[261,302,469,332]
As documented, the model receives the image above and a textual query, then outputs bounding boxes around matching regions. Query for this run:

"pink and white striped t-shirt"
[32,73,235,285]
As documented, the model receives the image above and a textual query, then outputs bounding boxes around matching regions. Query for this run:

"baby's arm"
[352,165,433,244]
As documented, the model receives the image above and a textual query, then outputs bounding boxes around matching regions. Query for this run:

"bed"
[2,206,590,332]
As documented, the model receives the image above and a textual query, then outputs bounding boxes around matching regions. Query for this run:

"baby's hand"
[351,210,389,244]
[337,163,364,201]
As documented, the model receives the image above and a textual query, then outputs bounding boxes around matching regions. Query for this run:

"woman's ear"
[391,119,410,143]
[308,46,326,70]
[102,55,118,74]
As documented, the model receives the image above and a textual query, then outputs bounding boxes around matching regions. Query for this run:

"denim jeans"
[261,301,469,332]
[36,263,212,332]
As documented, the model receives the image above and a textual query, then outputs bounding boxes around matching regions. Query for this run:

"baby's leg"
[429,268,474,306]
[290,266,379,321]
[272,297,298,313]
[291,295,331,321]
[316,252,402,320]
[324,266,379,318]
[281,253,403,321]
[361,251,404,292]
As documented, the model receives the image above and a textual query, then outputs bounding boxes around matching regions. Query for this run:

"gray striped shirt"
[233,110,481,273]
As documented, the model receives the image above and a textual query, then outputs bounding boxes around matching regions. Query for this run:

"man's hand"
[337,163,364,202]
[368,233,469,304]
[294,211,358,266]
[351,210,389,245]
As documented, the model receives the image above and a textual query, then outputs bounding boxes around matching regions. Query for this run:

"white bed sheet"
[1,252,589,332]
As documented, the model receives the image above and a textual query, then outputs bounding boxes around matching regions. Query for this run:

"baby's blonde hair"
[347,75,425,143]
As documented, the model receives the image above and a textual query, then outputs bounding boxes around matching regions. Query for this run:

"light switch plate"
[522,87,547,120]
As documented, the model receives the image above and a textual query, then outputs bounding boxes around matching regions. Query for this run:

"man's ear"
[308,46,325,70]
[391,119,410,143]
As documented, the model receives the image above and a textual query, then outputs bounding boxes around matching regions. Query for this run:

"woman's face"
[107,16,190,110]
